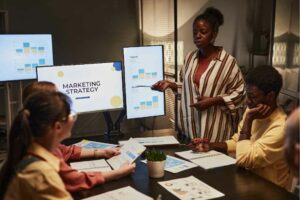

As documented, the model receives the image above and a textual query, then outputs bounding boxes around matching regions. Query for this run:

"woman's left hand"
[102,148,120,158]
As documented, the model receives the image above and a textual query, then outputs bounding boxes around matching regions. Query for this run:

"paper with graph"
[175,150,235,170]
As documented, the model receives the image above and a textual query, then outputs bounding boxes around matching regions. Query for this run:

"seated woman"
[0,91,74,199]
[21,81,136,192]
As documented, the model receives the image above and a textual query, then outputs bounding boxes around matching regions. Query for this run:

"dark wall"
[0,0,141,136]
[5,0,139,64]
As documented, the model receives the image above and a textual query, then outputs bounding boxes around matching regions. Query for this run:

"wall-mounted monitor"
[123,45,165,119]
[0,34,53,82]
[37,62,124,114]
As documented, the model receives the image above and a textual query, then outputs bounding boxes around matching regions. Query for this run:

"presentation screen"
[37,62,124,113]
[123,45,165,119]
[0,34,53,82]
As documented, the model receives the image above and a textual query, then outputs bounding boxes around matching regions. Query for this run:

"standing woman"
[0,91,74,199]
[152,7,245,141]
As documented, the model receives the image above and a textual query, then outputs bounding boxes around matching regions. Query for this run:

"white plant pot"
[147,160,166,178]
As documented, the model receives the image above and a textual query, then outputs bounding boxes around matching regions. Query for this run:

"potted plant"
[145,149,167,178]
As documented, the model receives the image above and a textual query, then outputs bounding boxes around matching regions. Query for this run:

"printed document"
[107,138,146,169]
[175,150,235,170]
[159,176,224,200]
[82,186,153,200]
[141,155,197,173]
[70,159,112,172]
[119,136,179,146]
[164,155,198,173]
[74,139,117,149]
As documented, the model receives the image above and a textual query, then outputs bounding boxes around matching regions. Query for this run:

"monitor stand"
[103,110,126,137]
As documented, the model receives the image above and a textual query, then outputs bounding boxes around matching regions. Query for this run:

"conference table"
[66,129,298,200]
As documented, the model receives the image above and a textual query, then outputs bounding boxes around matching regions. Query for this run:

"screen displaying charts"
[123,45,165,119]
[0,34,53,81]
[37,62,124,113]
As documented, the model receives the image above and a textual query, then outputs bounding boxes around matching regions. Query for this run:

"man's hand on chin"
[246,104,271,121]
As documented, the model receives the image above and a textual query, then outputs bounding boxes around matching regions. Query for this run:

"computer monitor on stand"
[37,62,125,136]
[0,34,53,130]
[123,45,165,122]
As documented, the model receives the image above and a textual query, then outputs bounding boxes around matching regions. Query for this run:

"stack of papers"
[175,150,236,170]
[70,159,112,172]
[118,136,179,146]
[107,138,146,169]
[82,186,153,200]
[158,176,224,200]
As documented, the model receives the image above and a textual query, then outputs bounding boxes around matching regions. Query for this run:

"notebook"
[175,150,236,170]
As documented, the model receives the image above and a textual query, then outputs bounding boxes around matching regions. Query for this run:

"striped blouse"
[177,48,245,141]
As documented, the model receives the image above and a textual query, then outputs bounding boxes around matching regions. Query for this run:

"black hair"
[0,91,72,198]
[193,7,224,33]
[245,65,282,96]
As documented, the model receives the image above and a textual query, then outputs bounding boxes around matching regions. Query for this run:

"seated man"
[284,108,300,195]
[191,65,291,189]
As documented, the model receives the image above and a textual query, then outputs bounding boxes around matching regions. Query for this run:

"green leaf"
[145,149,166,161]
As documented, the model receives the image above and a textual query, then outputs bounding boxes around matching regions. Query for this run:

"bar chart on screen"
[123,45,165,119]
[0,34,53,81]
